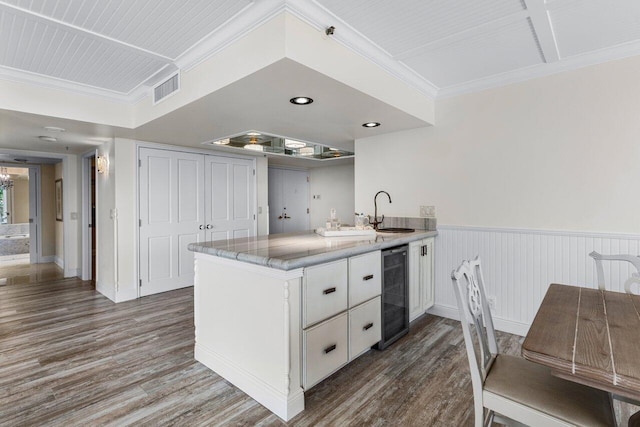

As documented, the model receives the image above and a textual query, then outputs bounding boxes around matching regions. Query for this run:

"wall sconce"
[96,155,108,174]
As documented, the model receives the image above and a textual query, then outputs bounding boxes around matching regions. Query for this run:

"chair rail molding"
[430,225,640,336]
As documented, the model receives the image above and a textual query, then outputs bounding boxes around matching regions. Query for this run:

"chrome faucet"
[372,191,392,230]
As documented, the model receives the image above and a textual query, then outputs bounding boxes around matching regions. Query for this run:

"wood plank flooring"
[0,262,630,426]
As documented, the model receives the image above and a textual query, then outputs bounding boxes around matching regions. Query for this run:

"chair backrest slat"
[451,257,498,385]
[589,251,640,294]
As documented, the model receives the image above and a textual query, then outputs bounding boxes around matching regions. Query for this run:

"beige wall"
[355,55,640,234]
[40,164,56,257]
[310,163,355,229]
[10,177,29,224]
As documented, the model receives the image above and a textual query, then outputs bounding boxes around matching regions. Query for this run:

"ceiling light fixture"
[246,131,261,136]
[38,136,57,142]
[284,139,306,149]
[44,126,66,132]
[0,168,13,190]
[362,122,380,128]
[244,136,263,152]
[290,96,313,105]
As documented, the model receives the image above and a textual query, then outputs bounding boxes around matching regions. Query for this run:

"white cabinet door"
[139,148,205,296]
[408,237,435,321]
[268,167,309,234]
[422,238,435,311]
[205,156,256,242]
[408,241,423,322]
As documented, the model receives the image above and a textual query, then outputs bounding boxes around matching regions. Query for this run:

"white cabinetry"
[408,237,435,322]
[302,250,382,389]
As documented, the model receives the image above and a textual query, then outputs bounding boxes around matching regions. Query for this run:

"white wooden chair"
[589,251,640,294]
[451,257,615,427]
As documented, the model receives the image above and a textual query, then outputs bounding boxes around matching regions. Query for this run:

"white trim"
[54,256,64,269]
[195,342,305,421]
[80,150,97,281]
[285,0,438,98]
[437,224,640,240]
[176,0,284,72]
[96,280,116,302]
[39,255,55,263]
[437,39,640,99]
[428,304,530,337]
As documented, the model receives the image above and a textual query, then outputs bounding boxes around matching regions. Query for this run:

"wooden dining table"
[522,283,640,403]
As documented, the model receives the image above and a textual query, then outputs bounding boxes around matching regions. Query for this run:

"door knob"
[199,225,204,230]
[206,224,213,229]
[278,215,283,220]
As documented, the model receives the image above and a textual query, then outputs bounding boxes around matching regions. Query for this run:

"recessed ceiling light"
[362,122,380,128]
[212,138,230,145]
[44,126,66,132]
[290,96,313,105]
[38,136,57,142]
[246,131,261,136]
[284,139,306,149]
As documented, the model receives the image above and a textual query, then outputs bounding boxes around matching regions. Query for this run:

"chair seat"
[484,354,615,427]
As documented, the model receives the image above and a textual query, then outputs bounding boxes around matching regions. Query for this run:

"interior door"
[268,168,309,234]
[28,167,39,263]
[139,148,205,296]
[204,156,256,241]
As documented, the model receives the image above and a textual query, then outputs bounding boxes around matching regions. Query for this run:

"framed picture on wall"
[55,179,63,221]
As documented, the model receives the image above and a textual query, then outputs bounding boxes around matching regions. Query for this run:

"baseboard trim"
[39,255,55,263]
[54,256,63,269]
[195,342,305,421]
[428,304,530,337]
[96,281,116,302]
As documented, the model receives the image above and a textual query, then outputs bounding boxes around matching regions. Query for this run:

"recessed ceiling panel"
[0,7,168,93]
[401,19,544,88]
[2,0,252,59]
[315,0,525,56]
[547,0,640,58]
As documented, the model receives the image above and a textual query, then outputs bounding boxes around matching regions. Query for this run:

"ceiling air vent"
[153,72,180,105]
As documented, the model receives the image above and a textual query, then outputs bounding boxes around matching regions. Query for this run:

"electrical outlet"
[420,205,435,217]
[487,296,496,311]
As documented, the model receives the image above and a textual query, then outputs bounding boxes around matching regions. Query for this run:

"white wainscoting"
[430,225,640,336]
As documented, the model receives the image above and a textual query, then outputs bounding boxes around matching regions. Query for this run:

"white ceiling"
[2,0,640,159]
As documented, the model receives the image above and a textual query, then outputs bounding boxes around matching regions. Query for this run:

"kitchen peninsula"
[188,230,437,421]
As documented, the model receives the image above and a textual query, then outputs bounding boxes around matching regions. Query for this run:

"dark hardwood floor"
[5,260,627,426]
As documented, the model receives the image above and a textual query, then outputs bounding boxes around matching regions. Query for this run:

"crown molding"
[437,39,640,99]
[175,0,285,72]
[284,0,438,99]
[0,64,138,104]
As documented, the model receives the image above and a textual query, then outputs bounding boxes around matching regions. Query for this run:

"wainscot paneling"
[429,225,640,336]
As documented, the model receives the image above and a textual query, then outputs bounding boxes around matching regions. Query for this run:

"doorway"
[268,167,310,234]
[81,153,96,282]
[0,166,31,264]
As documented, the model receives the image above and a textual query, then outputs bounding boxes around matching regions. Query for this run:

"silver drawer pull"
[323,287,336,295]
[324,344,337,354]
[363,274,374,281]
[363,323,374,331]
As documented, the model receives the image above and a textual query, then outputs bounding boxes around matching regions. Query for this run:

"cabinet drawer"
[303,312,348,389]
[303,259,348,328]
[349,296,381,360]
[348,251,382,307]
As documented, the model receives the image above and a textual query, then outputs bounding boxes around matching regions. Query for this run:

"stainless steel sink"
[376,227,415,233]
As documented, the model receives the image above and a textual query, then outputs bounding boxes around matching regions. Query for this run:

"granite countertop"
[188,230,438,270]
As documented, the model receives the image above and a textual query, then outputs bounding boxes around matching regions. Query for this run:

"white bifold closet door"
[139,148,255,297]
